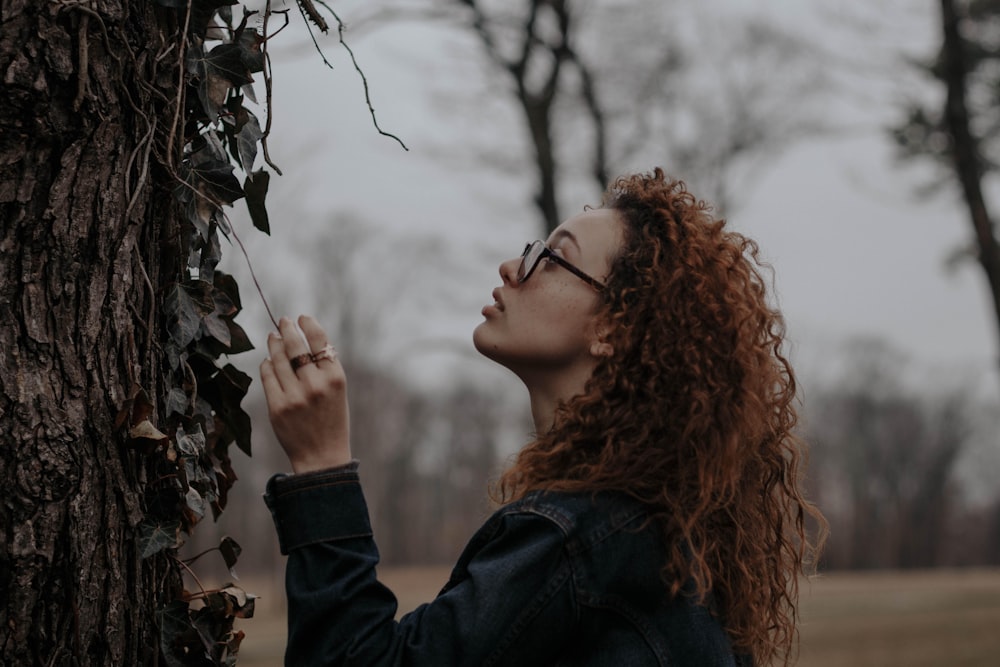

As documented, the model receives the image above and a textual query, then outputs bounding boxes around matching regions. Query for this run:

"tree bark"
[1,1,180,663]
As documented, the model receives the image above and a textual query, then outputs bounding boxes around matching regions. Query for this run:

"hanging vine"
[112,1,403,664]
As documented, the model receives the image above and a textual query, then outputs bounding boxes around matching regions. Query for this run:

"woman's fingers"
[298,315,337,366]
[267,329,298,392]
[260,315,352,473]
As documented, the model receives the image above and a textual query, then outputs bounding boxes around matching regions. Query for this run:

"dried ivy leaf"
[130,419,169,443]
[133,385,154,425]
[236,110,261,175]
[244,169,270,234]
[225,630,245,666]
[117,383,154,430]
[219,536,241,578]
[220,585,256,619]
[139,520,182,559]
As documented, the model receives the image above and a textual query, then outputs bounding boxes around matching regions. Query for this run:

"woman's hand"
[260,315,352,473]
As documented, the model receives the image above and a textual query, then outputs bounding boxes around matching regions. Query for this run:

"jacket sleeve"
[264,466,577,667]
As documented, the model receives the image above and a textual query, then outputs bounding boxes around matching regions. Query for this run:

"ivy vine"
[112,1,402,664]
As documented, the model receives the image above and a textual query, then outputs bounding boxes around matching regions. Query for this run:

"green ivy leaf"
[202,312,232,347]
[176,424,207,458]
[185,486,207,523]
[165,284,211,349]
[189,0,239,39]
[202,363,253,457]
[139,520,182,559]
[235,21,266,74]
[224,320,254,354]
[211,284,238,318]
[244,169,270,234]
[199,227,223,282]
[214,272,242,311]
[191,605,229,661]
[191,159,245,206]
[207,43,254,88]
[166,388,190,418]
[156,599,193,667]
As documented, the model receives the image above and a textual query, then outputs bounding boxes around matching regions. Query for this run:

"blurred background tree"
[354,0,828,231]
[893,0,1000,374]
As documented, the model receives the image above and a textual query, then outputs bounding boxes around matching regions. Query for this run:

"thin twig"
[135,245,156,367]
[309,1,409,150]
[260,2,286,175]
[124,118,157,221]
[173,555,208,597]
[331,10,409,151]
[74,14,90,111]
[166,2,193,170]
[222,211,281,331]
[181,544,220,565]
[296,0,336,69]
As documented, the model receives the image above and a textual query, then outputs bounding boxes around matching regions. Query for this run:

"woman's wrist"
[289,449,354,474]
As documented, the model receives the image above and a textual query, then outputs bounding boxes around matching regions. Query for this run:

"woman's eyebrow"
[549,229,582,252]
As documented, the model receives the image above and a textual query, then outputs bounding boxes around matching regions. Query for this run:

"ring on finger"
[289,353,313,372]
[311,343,337,364]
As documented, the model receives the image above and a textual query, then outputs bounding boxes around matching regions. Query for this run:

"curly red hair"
[495,168,826,665]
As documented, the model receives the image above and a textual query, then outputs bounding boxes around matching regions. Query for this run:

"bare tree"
[357,0,828,231]
[805,339,975,570]
[892,0,1000,374]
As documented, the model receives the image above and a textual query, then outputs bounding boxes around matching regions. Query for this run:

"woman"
[261,168,825,666]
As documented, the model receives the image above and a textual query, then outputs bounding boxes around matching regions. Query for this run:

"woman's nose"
[499,256,520,286]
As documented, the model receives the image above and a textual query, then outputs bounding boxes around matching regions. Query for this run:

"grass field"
[233,567,1000,666]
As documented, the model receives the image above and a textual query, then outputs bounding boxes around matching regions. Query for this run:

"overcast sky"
[220,0,1000,405]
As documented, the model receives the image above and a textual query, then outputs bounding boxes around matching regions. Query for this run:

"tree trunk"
[1,1,180,663]
[939,0,1000,374]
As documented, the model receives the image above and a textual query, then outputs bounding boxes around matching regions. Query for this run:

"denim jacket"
[265,464,749,667]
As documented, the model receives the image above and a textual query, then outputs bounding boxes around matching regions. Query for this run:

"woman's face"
[473,208,623,382]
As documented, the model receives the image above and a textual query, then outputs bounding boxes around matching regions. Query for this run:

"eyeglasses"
[517,240,606,290]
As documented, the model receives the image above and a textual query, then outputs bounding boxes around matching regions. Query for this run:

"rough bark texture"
[1,1,180,663]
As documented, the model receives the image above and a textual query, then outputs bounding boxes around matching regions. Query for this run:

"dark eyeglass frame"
[518,240,606,290]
